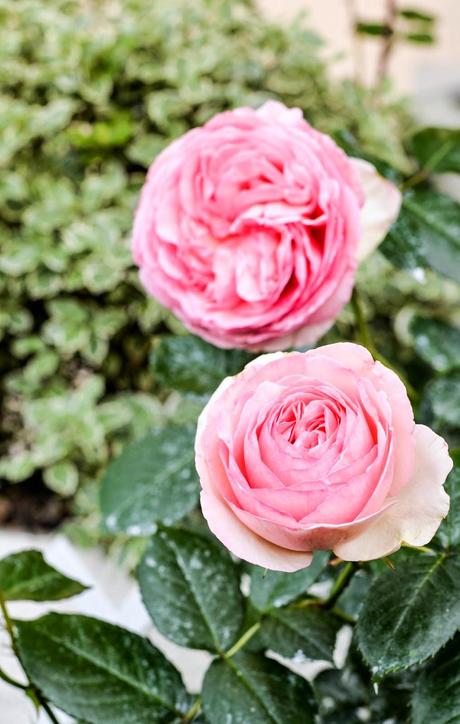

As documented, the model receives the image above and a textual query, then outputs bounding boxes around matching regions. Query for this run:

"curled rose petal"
[195,343,451,571]
[351,157,402,262]
[333,425,452,561]
[133,102,401,351]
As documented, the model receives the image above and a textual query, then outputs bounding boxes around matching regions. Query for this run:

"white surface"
[0,531,212,722]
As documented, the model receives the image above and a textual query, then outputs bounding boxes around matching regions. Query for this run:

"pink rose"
[133,102,401,351]
[195,343,451,571]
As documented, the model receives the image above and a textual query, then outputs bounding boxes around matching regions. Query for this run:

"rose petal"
[333,424,452,561]
[201,489,312,572]
[351,157,402,262]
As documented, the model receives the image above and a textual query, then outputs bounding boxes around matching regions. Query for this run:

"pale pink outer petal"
[350,158,402,262]
[201,490,313,572]
[333,424,452,561]
[197,352,313,571]
[251,320,333,353]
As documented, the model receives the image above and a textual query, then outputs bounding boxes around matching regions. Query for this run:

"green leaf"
[316,645,415,724]
[68,112,134,149]
[249,551,329,612]
[100,424,199,535]
[355,23,392,37]
[437,452,460,549]
[410,316,460,373]
[138,528,244,652]
[151,335,252,395]
[43,460,79,496]
[260,607,340,663]
[202,651,316,724]
[412,128,460,174]
[405,32,434,43]
[336,569,372,620]
[412,634,460,724]
[315,652,368,722]
[398,8,435,22]
[0,550,87,601]
[421,373,460,429]
[357,552,460,677]
[16,613,190,723]
[381,190,460,284]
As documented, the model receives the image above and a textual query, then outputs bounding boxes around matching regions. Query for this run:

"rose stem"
[182,696,202,722]
[323,561,359,610]
[224,621,262,659]
[351,288,419,404]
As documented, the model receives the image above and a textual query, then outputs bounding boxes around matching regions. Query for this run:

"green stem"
[323,562,358,610]
[351,288,374,352]
[225,622,261,658]
[183,696,202,722]
[402,139,456,191]
[0,593,17,655]
[401,542,436,555]
[330,606,356,624]
[0,594,60,724]
[294,597,322,609]
[0,665,28,691]
[351,289,419,404]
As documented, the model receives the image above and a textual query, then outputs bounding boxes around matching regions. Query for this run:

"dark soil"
[0,475,71,531]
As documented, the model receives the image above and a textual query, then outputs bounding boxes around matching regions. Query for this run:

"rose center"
[276,398,340,449]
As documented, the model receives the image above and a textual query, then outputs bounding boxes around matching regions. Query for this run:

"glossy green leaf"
[316,646,415,724]
[100,425,199,535]
[16,613,190,723]
[0,550,86,602]
[381,190,460,284]
[202,651,316,724]
[437,452,460,549]
[260,607,340,663]
[411,316,460,373]
[422,373,460,429]
[138,528,244,651]
[151,335,252,395]
[314,649,369,723]
[248,552,329,613]
[411,127,460,173]
[357,552,460,677]
[335,569,372,620]
[412,635,460,724]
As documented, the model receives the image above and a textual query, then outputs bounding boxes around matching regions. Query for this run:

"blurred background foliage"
[1,0,459,543]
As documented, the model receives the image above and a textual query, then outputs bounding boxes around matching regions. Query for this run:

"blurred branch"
[346,0,362,83]
[376,0,398,83]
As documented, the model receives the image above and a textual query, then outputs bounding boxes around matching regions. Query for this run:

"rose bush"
[196,343,452,571]
[133,102,401,351]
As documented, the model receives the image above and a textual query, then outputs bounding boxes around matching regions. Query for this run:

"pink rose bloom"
[195,343,452,571]
[133,102,401,351]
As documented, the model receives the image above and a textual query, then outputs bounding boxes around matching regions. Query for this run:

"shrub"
[0,0,454,543]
